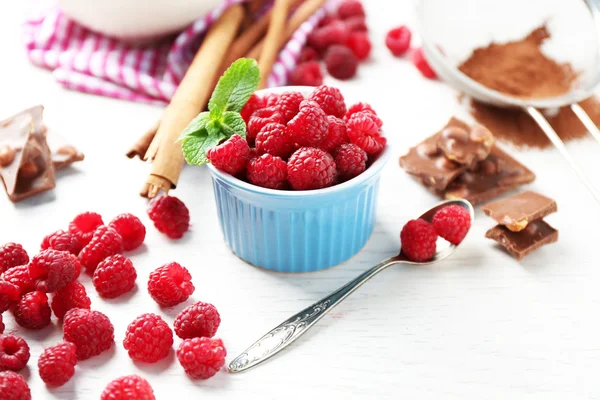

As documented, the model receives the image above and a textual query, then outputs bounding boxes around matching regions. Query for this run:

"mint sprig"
[179,58,260,166]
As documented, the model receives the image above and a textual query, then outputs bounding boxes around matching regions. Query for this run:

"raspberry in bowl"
[205,85,391,273]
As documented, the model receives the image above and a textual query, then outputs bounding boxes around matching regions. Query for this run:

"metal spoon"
[228,198,475,373]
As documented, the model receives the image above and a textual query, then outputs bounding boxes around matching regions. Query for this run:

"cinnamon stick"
[126,120,159,159]
[140,4,245,198]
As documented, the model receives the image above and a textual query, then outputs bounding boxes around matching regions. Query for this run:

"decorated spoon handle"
[228,257,398,373]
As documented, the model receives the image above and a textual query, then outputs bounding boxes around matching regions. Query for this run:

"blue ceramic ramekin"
[207,87,391,273]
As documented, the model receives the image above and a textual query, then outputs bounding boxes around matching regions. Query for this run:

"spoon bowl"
[228,199,474,373]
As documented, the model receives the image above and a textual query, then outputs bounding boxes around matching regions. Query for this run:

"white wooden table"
[2,1,600,399]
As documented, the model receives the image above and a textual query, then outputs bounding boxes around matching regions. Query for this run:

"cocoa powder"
[458,26,599,148]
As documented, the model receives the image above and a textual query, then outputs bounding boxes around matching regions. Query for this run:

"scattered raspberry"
[147,262,194,307]
[0,281,20,313]
[264,94,280,108]
[400,219,438,262]
[319,116,348,153]
[346,32,371,60]
[240,94,265,124]
[176,337,226,380]
[1,265,34,296]
[123,313,173,363]
[346,111,387,154]
[0,371,31,400]
[337,0,365,19]
[287,147,337,190]
[0,243,29,275]
[93,255,137,299]
[37,342,77,387]
[28,249,79,293]
[308,20,349,51]
[334,143,367,181]
[344,102,376,122]
[318,14,338,27]
[68,212,104,246]
[40,230,83,255]
[432,205,471,245]
[247,107,284,145]
[247,154,288,189]
[12,291,51,330]
[174,301,221,339]
[79,226,123,273]
[51,281,91,319]
[255,123,294,159]
[100,375,155,400]
[0,315,4,334]
[324,45,359,80]
[207,134,251,176]
[64,308,114,360]
[308,85,347,118]
[287,100,329,147]
[289,61,323,87]
[298,46,319,63]
[147,195,190,240]
[412,47,437,79]
[344,16,368,32]
[0,335,30,371]
[385,26,411,56]
[108,213,146,251]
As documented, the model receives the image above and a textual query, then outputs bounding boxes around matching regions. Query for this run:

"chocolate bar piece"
[0,106,56,202]
[46,129,85,170]
[437,121,494,167]
[485,220,558,260]
[482,191,557,231]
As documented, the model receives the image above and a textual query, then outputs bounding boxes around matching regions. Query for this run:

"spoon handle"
[228,257,398,373]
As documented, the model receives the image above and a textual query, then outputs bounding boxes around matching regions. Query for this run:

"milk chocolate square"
[485,220,558,260]
[482,191,557,231]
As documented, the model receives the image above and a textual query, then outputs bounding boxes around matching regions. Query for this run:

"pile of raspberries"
[0,197,226,399]
[289,0,370,84]
[209,84,386,190]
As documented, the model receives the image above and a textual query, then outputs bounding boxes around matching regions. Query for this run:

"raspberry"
[12,291,51,329]
[347,111,387,154]
[298,46,319,63]
[264,94,280,107]
[68,212,104,246]
[0,281,20,313]
[334,143,367,181]
[287,147,337,190]
[79,226,123,273]
[385,26,411,56]
[174,301,221,339]
[432,205,471,245]
[287,100,329,147]
[318,14,338,27]
[247,154,288,189]
[0,243,29,275]
[247,107,284,145]
[123,313,173,363]
[207,134,250,176]
[308,20,350,51]
[64,308,114,360]
[324,45,359,80]
[344,102,376,122]
[101,375,155,400]
[51,281,91,319]
[289,62,323,87]
[308,85,347,118]
[37,342,77,387]
[147,262,194,307]
[0,371,31,400]
[400,219,437,262]
[412,47,437,79]
[93,255,137,299]
[346,32,371,60]
[344,16,368,32]
[147,195,190,240]
[108,213,146,251]
[275,91,304,122]
[0,315,3,334]
[1,265,34,296]
[319,116,348,153]
[337,0,365,19]
[40,230,82,255]
[176,337,226,380]
[255,123,294,159]
[240,93,265,124]
[28,249,79,293]
[0,335,30,371]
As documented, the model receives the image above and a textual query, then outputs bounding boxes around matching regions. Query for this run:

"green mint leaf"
[221,111,246,138]
[208,58,260,115]
[177,111,210,141]
[181,127,221,166]
[206,119,222,138]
